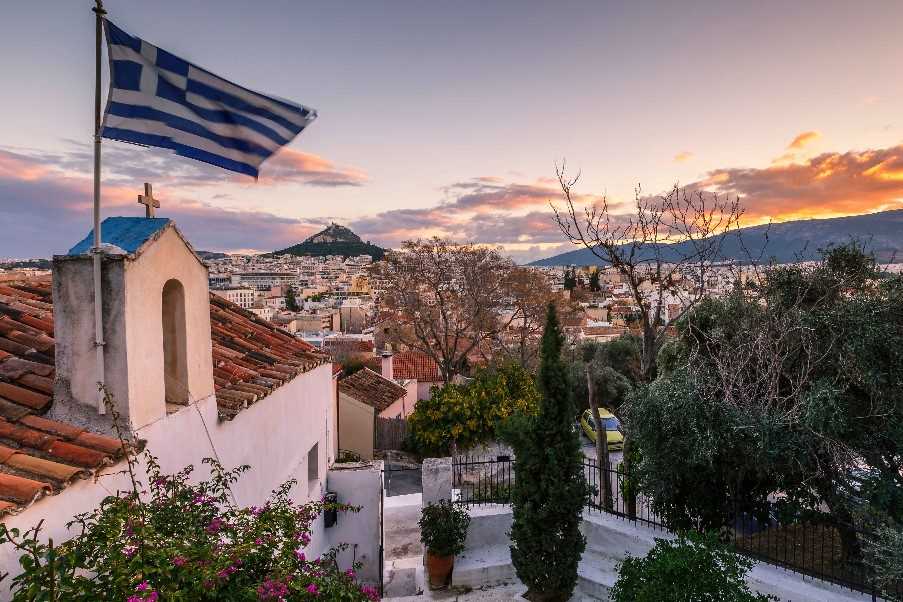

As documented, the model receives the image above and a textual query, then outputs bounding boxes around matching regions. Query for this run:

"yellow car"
[579,408,624,451]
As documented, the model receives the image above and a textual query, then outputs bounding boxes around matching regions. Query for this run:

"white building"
[210,285,256,309]
[0,217,381,594]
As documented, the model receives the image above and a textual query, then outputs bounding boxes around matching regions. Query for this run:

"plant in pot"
[419,499,471,588]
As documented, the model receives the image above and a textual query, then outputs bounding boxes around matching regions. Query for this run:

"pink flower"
[206,517,225,534]
[122,544,137,558]
[127,597,141,602]
[135,581,149,592]
[146,593,159,602]
[345,568,355,578]
[306,583,319,596]
[172,555,187,567]
[294,549,306,562]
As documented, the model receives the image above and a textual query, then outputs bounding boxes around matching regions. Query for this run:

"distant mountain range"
[529,209,903,267]
[273,223,386,260]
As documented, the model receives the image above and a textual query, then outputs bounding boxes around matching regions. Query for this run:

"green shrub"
[508,305,590,602]
[610,531,777,602]
[419,500,471,557]
[407,363,539,456]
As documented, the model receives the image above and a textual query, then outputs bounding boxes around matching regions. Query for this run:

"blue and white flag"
[102,20,317,178]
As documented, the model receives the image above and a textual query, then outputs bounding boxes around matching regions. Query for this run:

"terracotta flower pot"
[426,551,454,589]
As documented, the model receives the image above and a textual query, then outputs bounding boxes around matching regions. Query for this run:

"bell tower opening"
[162,278,189,403]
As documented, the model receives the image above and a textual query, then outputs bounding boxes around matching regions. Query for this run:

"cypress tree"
[509,304,590,601]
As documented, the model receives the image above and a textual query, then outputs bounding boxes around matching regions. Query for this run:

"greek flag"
[101,20,317,178]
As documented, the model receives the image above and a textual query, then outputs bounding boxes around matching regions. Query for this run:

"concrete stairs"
[383,493,425,598]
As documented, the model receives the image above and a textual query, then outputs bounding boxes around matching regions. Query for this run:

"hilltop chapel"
[0,193,380,587]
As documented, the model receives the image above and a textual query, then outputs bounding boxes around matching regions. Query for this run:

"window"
[307,443,319,490]
[162,279,189,403]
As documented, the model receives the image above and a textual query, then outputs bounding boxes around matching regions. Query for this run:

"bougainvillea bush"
[0,454,379,601]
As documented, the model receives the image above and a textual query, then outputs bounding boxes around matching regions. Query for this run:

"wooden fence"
[375,417,408,451]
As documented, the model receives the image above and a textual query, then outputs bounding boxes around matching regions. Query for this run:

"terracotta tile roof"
[208,295,327,420]
[322,338,374,353]
[338,368,406,412]
[0,279,328,514]
[0,281,126,515]
[392,351,442,382]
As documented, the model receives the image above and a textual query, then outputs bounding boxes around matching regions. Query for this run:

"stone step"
[576,545,620,600]
[452,544,516,589]
[383,555,421,598]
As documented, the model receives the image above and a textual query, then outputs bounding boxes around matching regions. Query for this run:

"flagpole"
[92,0,107,414]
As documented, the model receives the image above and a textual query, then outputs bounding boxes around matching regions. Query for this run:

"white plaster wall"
[339,393,375,460]
[416,381,438,401]
[0,364,334,600]
[123,227,214,429]
[325,462,384,586]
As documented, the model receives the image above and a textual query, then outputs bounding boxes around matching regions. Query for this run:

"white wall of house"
[416,381,439,401]
[0,364,341,597]
[338,392,375,460]
[324,461,383,586]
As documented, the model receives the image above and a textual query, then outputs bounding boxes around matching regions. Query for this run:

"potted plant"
[419,499,471,588]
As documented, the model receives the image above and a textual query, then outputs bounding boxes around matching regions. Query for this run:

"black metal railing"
[451,454,899,600]
[452,455,513,506]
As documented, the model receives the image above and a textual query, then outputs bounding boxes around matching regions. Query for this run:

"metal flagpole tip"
[93,0,106,16]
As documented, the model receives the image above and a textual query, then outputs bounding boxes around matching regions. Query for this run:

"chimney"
[380,344,394,381]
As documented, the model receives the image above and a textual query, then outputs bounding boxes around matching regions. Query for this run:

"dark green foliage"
[563,268,577,291]
[508,305,590,601]
[273,224,385,260]
[419,500,471,557]
[588,270,601,292]
[568,336,642,413]
[631,243,903,539]
[610,531,777,602]
[284,286,300,312]
[407,363,539,457]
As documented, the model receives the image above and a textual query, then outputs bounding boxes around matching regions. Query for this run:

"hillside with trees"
[273,223,386,260]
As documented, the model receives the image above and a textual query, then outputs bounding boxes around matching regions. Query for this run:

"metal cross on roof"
[137,182,160,218]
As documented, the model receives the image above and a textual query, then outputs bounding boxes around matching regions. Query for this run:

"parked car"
[579,408,624,450]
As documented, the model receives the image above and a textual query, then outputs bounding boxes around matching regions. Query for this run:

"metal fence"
[452,454,900,600]
[452,454,513,505]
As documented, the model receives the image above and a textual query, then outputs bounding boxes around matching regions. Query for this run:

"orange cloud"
[256,148,367,187]
[673,151,694,163]
[787,130,821,150]
[699,144,903,222]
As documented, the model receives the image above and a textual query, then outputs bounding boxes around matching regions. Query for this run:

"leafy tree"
[630,243,903,555]
[568,335,642,413]
[507,305,590,601]
[563,268,577,291]
[407,363,539,456]
[588,270,601,292]
[610,531,777,602]
[284,286,300,312]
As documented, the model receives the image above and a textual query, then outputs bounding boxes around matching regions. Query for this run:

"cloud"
[0,148,323,257]
[787,131,821,150]
[698,144,903,220]
[13,141,367,190]
[258,148,367,187]
[673,151,694,163]
[349,177,600,249]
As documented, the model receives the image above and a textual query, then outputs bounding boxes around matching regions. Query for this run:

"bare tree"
[553,170,744,380]
[485,267,580,371]
[372,238,518,384]
[553,167,743,516]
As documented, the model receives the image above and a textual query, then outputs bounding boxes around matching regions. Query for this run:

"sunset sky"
[2,1,902,261]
